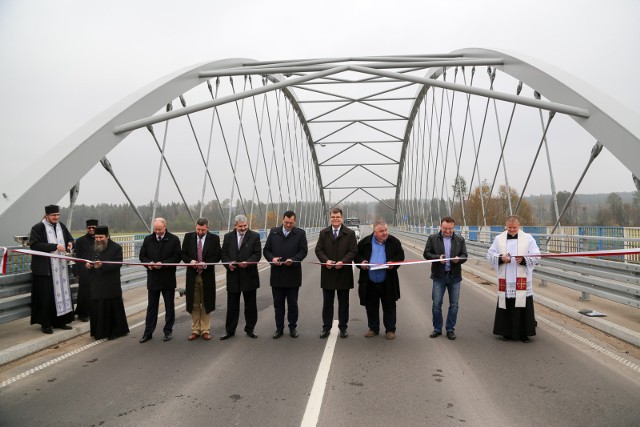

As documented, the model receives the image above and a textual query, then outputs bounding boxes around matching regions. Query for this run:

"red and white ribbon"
[0,247,7,275]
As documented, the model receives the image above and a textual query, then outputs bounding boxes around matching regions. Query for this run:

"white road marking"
[300,320,339,427]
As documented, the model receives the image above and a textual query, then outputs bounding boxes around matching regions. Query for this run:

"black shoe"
[290,328,299,338]
[339,330,348,338]
[163,334,172,342]
[139,334,152,343]
[41,326,53,334]
[502,335,512,341]
[446,331,456,340]
[319,329,330,339]
[220,332,235,340]
[54,324,73,330]
[429,330,442,338]
[520,336,530,343]
[246,331,258,339]
[272,329,284,339]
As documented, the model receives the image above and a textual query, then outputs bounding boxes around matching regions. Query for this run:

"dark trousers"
[225,290,257,334]
[272,287,299,331]
[143,288,175,336]
[365,280,396,333]
[322,289,349,331]
[75,277,91,318]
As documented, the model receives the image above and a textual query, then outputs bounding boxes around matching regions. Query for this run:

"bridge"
[1,51,640,425]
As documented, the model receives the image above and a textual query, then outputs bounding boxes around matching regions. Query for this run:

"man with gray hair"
[220,215,262,340]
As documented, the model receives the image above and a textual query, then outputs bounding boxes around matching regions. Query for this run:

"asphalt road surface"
[1,238,640,426]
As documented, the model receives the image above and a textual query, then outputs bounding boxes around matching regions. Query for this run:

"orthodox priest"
[85,226,129,340]
[73,218,98,321]
[29,204,75,334]
[486,215,540,343]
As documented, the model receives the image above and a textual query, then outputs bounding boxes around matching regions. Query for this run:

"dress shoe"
[520,336,530,343]
[54,324,73,330]
[220,332,235,340]
[202,332,212,341]
[385,331,396,340]
[273,329,284,339]
[41,326,53,334]
[188,333,199,341]
[446,331,456,340]
[429,330,442,338]
[139,335,152,343]
[319,329,331,339]
[163,333,172,342]
[246,331,258,339]
[289,328,299,338]
[339,330,348,338]
[364,330,379,338]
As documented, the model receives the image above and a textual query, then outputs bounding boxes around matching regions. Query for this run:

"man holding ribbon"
[423,216,468,340]
[29,204,75,334]
[487,215,540,343]
[181,217,221,341]
[73,218,99,322]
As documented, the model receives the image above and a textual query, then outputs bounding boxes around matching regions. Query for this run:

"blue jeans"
[432,275,460,333]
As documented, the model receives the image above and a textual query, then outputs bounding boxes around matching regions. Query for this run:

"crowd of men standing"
[28,203,540,344]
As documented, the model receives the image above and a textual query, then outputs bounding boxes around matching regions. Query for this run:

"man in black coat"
[220,214,262,340]
[138,217,182,343]
[355,220,405,340]
[314,207,358,339]
[181,217,222,341]
[263,211,308,339]
[85,226,129,340]
[73,219,98,321]
[29,204,75,334]
[423,216,468,340]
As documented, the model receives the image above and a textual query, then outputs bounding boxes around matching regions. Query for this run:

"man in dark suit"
[73,218,98,322]
[181,217,222,341]
[355,220,405,340]
[314,207,358,339]
[263,211,308,339]
[138,217,182,343]
[220,214,262,340]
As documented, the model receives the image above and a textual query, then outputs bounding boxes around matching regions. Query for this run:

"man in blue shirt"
[355,220,405,340]
[423,216,468,340]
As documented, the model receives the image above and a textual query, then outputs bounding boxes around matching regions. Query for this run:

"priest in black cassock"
[85,226,129,340]
[73,218,98,321]
[29,204,75,334]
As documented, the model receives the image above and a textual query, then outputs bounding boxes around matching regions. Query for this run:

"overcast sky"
[1,0,639,208]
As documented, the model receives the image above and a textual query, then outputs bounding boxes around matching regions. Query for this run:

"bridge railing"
[0,228,320,325]
[393,227,640,310]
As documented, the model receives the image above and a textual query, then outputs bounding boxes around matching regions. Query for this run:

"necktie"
[238,234,244,248]
[333,229,338,240]
[197,237,203,273]
[284,230,289,237]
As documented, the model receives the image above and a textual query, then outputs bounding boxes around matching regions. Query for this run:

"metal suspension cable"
[100,157,150,233]
[274,90,294,209]
[445,67,467,226]
[429,84,446,222]
[514,110,556,214]
[485,80,522,217]
[418,95,429,227]
[453,66,475,226]
[284,101,300,210]
[150,103,170,224]
[535,91,561,224]
[438,68,453,215]
[264,90,285,214]
[425,89,436,225]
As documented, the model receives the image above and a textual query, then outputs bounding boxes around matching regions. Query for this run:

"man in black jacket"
[220,214,262,340]
[139,218,182,343]
[356,220,405,340]
[263,211,308,339]
[73,218,98,321]
[423,216,468,340]
[181,218,222,341]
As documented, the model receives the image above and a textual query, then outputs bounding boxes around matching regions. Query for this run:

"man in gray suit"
[220,215,262,340]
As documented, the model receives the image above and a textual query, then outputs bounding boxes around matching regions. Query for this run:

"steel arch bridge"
[1,48,639,244]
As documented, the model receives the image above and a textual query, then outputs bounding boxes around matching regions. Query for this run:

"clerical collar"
[507,233,518,239]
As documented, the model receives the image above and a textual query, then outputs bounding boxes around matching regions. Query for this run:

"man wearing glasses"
[423,216,468,340]
[73,219,99,322]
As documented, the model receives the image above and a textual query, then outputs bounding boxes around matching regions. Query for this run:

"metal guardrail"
[0,228,320,325]
[393,228,640,310]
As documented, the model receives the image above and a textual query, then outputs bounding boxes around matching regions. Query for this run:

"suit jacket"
[89,240,123,300]
[355,234,405,305]
[73,233,95,282]
[139,231,182,291]
[263,226,308,288]
[221,229,261,293]
[181,231,222,313]
[423,231,468,280]
[29,221,74,276]
[314,225,358,291]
